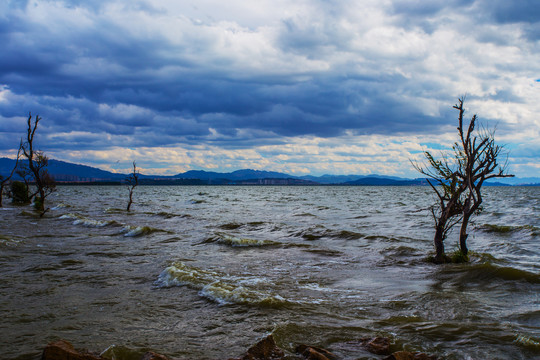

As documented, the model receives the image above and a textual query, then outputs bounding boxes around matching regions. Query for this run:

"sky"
[0,0,539,177]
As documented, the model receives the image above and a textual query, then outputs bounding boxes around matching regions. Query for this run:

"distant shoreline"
[51,180,536,186]
[2,157,539,186]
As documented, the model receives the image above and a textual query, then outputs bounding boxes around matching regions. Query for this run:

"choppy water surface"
[0,186,539,359]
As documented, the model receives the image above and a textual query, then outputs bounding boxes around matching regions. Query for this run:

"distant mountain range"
[0,158,125,182]
[1,157,538,186]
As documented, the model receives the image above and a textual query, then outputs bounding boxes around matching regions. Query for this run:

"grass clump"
[426,250,478,264]
[450,250,469,263]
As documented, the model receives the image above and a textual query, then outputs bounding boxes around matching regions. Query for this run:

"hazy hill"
[176,169,291,180]
[48,159,125,181]
[344,177,424,186]
[300,174,410,184]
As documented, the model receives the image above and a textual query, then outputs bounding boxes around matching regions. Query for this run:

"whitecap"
[156,262,288,307]
[51,203,69,210]
[60,213,112,227]
[215,232,279,247]
[122,225,167,237]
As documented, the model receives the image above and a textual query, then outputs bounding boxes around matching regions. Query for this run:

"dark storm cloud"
[483,0,540,24]
[391,0,540,25]
[469,0,540,41]
[391,0,540,42]
[389,0,476,33]
[489,0,540,41]
[0,0,448,152]
[391,0,475,17]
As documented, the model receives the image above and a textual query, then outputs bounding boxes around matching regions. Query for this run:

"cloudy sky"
[0,0,539,177]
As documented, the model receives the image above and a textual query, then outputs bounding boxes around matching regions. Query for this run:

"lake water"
[0,185,539,359]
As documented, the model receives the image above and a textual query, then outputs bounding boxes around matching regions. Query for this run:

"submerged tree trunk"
[22,114,55,216]
[36,188,45,214]
[434,224,446,263]
[126,161,139,212]
[459,213,470,256]
[127,190,134,212]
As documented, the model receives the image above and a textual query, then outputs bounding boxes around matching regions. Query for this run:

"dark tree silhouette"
[126,161,139,212]
[413,98,513,263]
[0,142,22,207]
[21,113,56,216]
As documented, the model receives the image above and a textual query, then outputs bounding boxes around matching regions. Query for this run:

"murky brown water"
[0,186,539,359]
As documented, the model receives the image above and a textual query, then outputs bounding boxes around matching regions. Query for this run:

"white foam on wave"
[156,262,288,307]
[51,203,69,210]
[122,225,167,237]
[199,282,286,306]
[59,213,167,238]
[299,283,335,293]
[0,235,20,246]
[60,213,112,227]
[515,334,540,347]
[215,232,279,247]
[123,226,145,237]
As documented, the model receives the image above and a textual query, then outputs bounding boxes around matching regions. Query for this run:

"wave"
[122,225,169,237]
[60,213,118,227]
[445,262,540,284]
[156,262,288,307]
[294,212,317,217]
[154,211,191,219]
[333,230,365,240]
[0,234,20,246]
[296,231,324,241]
[204,232,280,247]
[479,223,540,236]
[295,227,365,241]
[301,248,343,257]
[104,208,126,214]
[199,282,287,307]
[190,199,206,204]
[19,210,40,218]
[515,334,540,349]
[219,222,243,230]
[60,213,169,237]
[0,207,17,211]
[377,245,424,267]
[159,236,183,244]
[51,203,70,210]
[218,222,266,230]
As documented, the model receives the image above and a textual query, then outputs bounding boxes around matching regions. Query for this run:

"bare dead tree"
[413,98,513,263]
[0,141,22,207]
[126,161,139,212]
[21,113,56,216]
[453,98,514,255]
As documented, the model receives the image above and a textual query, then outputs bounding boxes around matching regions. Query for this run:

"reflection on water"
[0,185,539,359]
